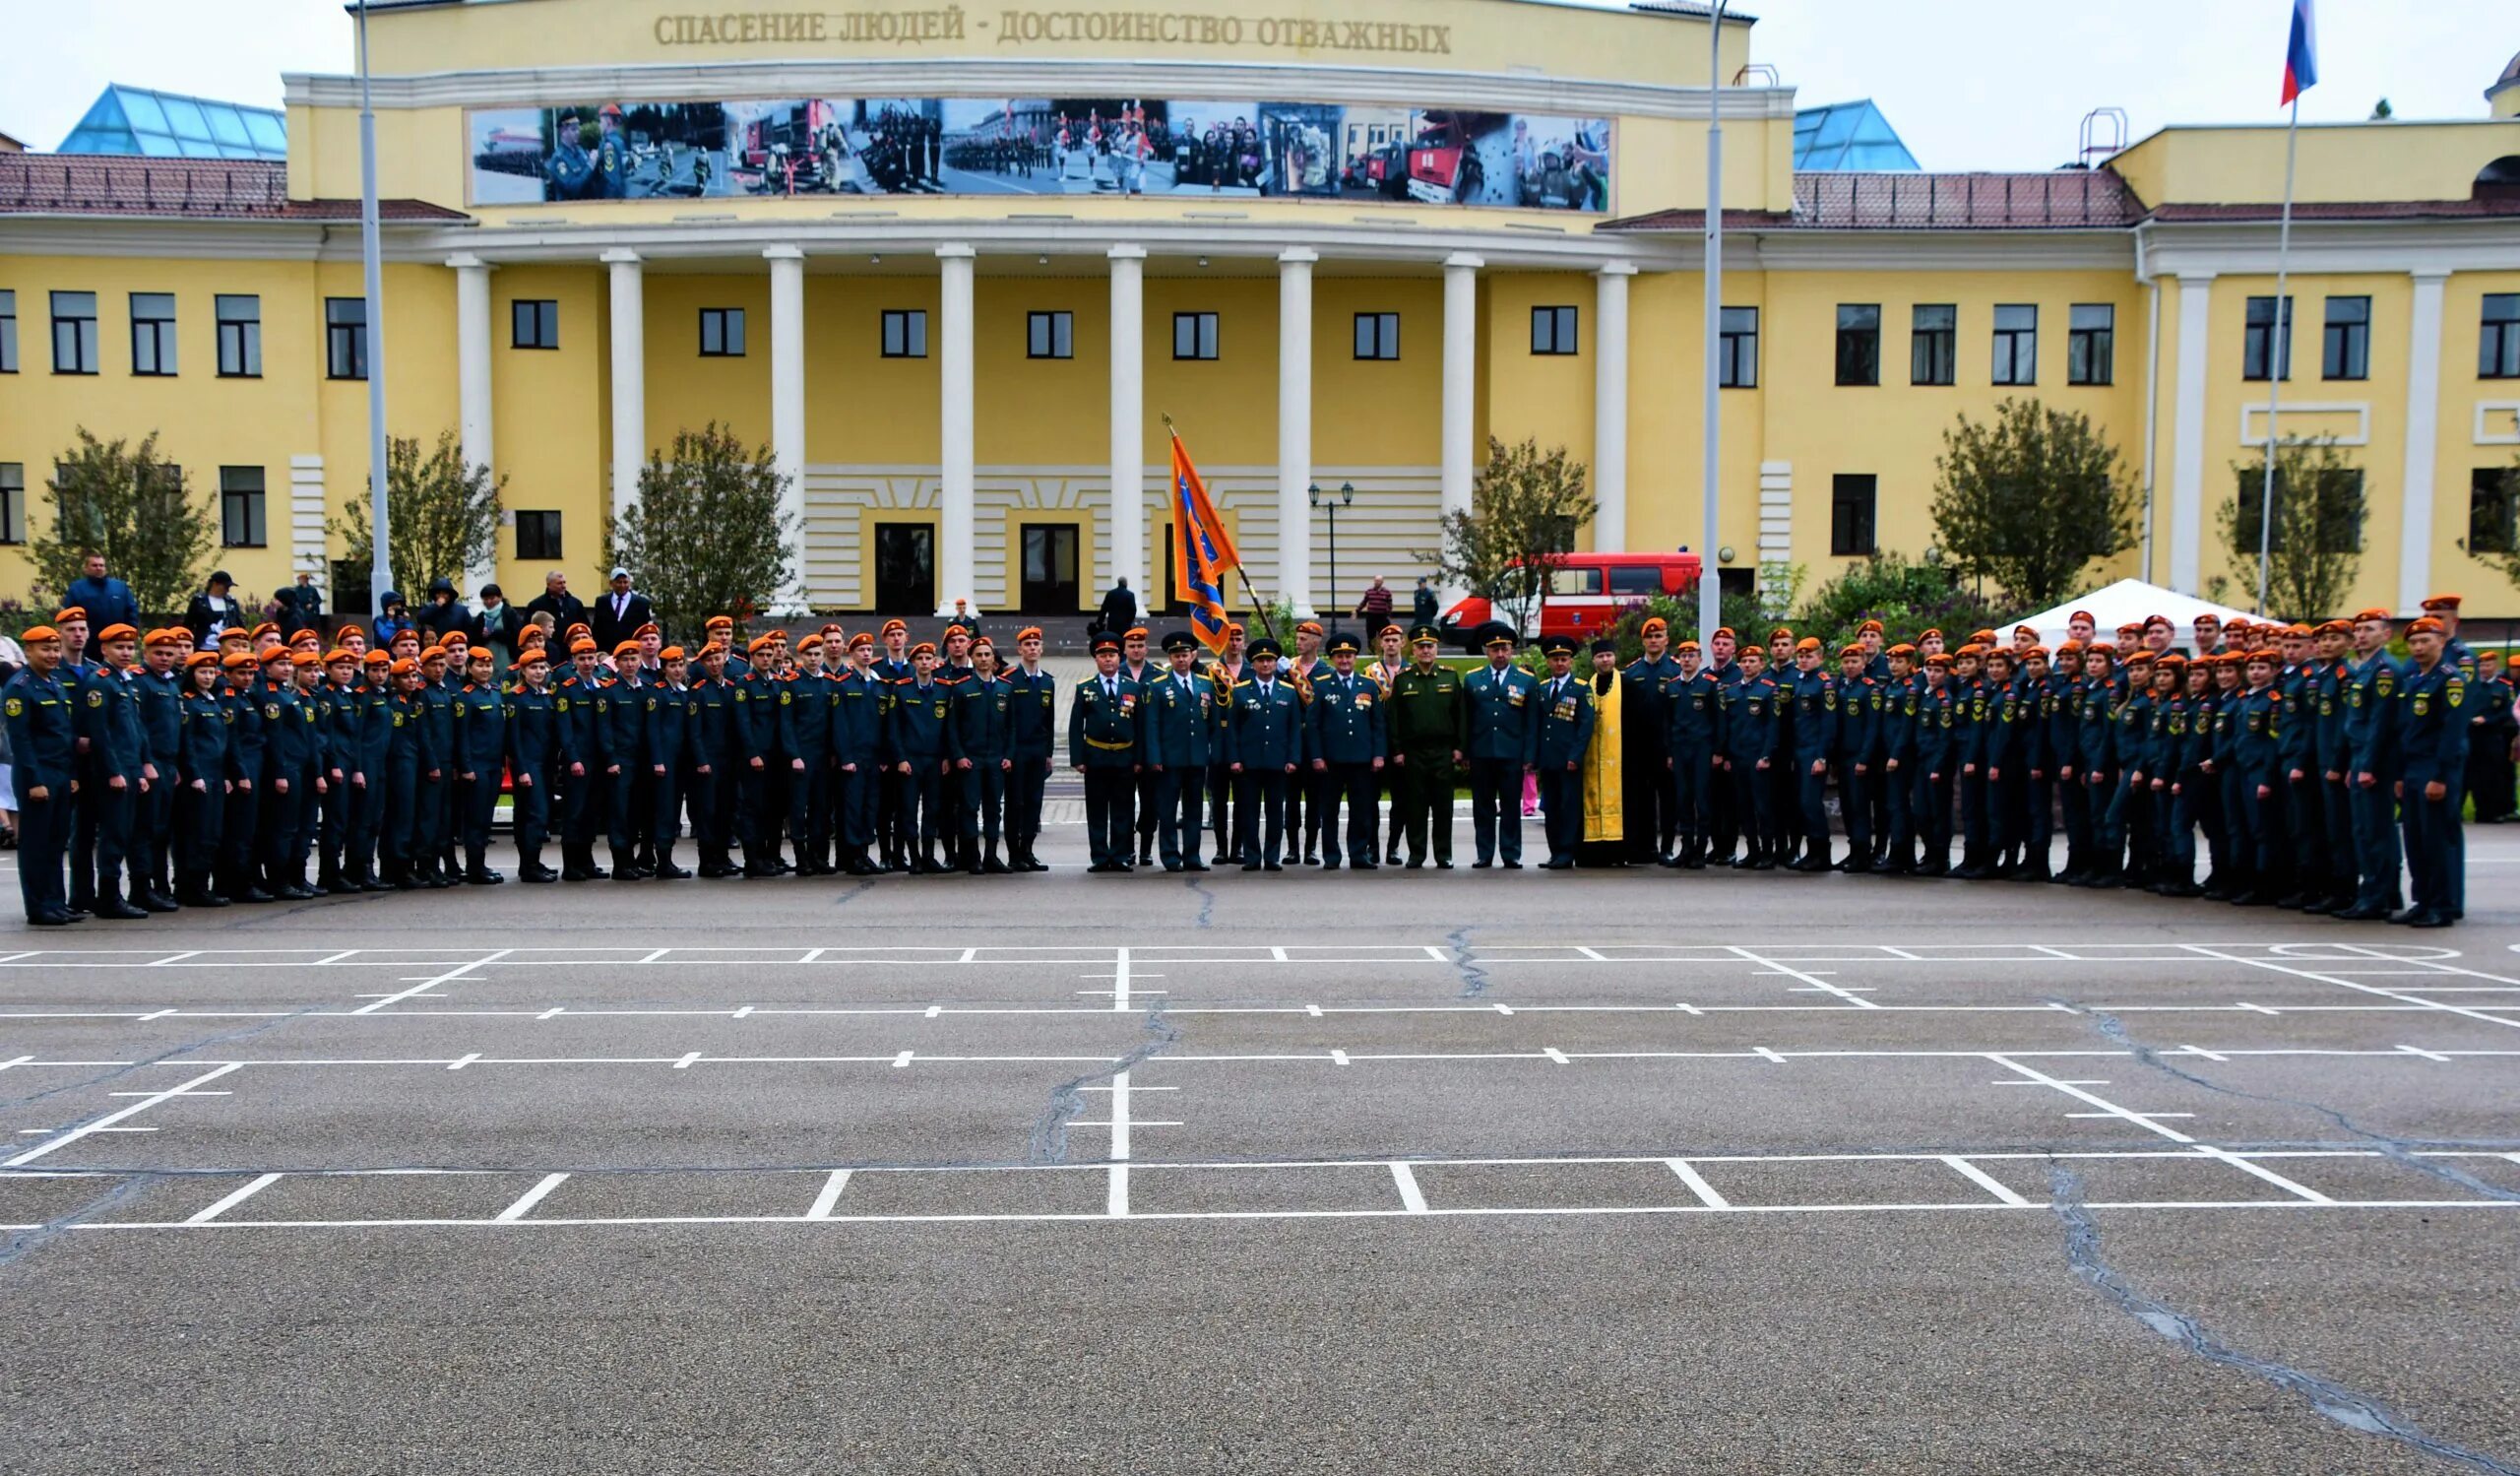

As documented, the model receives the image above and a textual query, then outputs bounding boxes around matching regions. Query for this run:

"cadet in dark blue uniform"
[380,658,429,888]
[1226,638,1304,870]
[1874,644,1919,873]
[1306,633,1387,870]
[175,651,231,906]
[2306,620,2356,912]
[2421,595,2475,919]
[2231,649,2289,906]
[1002,627,1059,872]
[686,645,741,877]
[132,629,186,910]
[2339,610,2404,919]
[1463,623,1537,868]
[597,642,648,878]
[641,647,696,879]
[1783,638,1838,873]
[886,642,953,873]
[735,635,788,875]
[315,649,361,893]
[348,652,395,890]
[1070,633,1144,873]
[2273,624,2325,908]
[1529,637,1595,870]
[1913,654,1959,876]
[2394,615,2467,928]
[82,624,151,918]
[1624,617,1683,863]
[1144,632,1219,872]
[219,650,271,901]
[780,634,837,875]
[950,638,1015,873]
[1829,644,1876,872]
[450,646,505,885]
[5,626,81,925]
[1663,638,1723,868]
[499,651,555,881]
[833,633,889,874]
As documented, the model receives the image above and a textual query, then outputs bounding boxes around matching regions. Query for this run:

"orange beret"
[21,624,61,644]
[1794,636,1821,652]
[2013,624,2038,638]
[1125,626,1150,640]
[2024,646,2049,661]
[881,618,908,635]
[1675,639,1700,652]
[94,622,138,644]
[564,622,591,639]
[2353,608,2391,623]
[1887,643,1917,657]
[1297,621,1322,635]
[145,628,182,648]
[747,634,776,655]
[323,648,354,666]
[569,638,598,656]
[1970,629,1997,645]
[634,622,662,639]
[1715,626,1737,640]
[1856,619,1882,635]
[2088,642,2116,657]
[2156,653,2186,670]
[705,615,734,631]
[263,646,297,664]
[1017,626,1043,642]
[1642,617,1668,635]
[185,651,221,670]
[2056,640,2085,655]
[1838,644,1863,659]
[659,646,687,662]
[795,633,823,651]
[221,651,258,670]
[390,657,418,676]
[2246,648,2280,662]
[2421,594,2461,611]
[849,632,874,649]
[2314,619,2349,636]
[910,641,937,658]
[2406,617,2444,636]
[1770,627,1796,641]
[363,651,392,667]
[612,640,641,659]
[2069,610,2095,624]
[1925,653,1953,668]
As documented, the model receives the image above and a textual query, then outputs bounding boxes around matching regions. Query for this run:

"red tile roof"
[0,155,465,223]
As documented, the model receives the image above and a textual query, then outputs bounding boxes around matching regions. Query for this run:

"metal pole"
[357,0,394,611]
[1325,502,1340,641]
[1699,0,1727,651]
[2255,96,2300,616]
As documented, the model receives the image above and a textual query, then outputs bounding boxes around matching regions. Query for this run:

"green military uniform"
[1388,630,1469,866]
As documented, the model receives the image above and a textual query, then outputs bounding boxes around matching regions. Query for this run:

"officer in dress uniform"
[950,638,1015,874]
[1463,622,1536,869]
[1226,638,1303,870]
[1070,633,1144,873]
[1663,638,1723,869]
[1121,626,1163,866]
[4,626,81,925]
[1529,636,1595,870]
[2394,614,2467,928]
[1306,632,1387,870]
[1002,627,1058,872]
[1144,632,1220,872]
[1389,626,1467,869]
[1366,623,1411,866]
[1286,621,1330,863]
[507,650,561,882]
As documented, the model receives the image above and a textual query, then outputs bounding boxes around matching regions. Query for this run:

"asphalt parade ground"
[3,823,2519,1473]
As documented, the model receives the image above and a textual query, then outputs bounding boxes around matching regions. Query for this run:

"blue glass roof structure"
[1793,99,1919,172]
[56,85,287,160]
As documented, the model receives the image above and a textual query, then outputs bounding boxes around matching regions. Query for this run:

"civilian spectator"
[416,576,471,640]
[64,552,140,630]
[472,583,526,679]
[1355,574,1394,629]
[183,571,245,643]
[1096,578,1138,640]
[525,569,590,634]
[589,567,653,651]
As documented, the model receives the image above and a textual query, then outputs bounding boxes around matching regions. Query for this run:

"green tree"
[1794,551,2011,654]
[1928,397,2140,610]
[32,428,217,616]
[1415,437,1594,634]
[330,430,504,603]
[606,422,794,637]
[2219,436,2366,622]
[2458,450,2520,595]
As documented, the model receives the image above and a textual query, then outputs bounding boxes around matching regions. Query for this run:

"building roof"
[56,84,286,160]
[0,155,467,222]
[1602,168,2143,232]
[1792,100,1919,171]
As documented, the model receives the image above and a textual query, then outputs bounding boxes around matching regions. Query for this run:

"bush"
[1795,552,2010,653]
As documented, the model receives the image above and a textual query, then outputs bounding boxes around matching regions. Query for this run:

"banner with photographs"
[467,97,1610,212]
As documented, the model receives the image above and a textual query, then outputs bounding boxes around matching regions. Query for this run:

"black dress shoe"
[1263,862,1284,872]
[94,899,149,920]
[1435,861,1454,870]
[30,910,75,927]
[2410,911,2455,929]
[654,864,694,879]
[1242,861,1262,872]
[1319,859,1341,870]
[1186,861,1211,872]
[1503,860,1523,870]
[139,891,181,914]
[1473,859,1493,869]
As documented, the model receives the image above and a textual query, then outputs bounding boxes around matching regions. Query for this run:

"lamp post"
[355,0,394,612]
[1310,480,1354,639]
[1698,0,1729,655]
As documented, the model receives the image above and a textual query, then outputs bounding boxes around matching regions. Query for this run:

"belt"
[1086,738,1134,751]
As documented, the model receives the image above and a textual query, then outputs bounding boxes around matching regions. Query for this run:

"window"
[2472,467,2518,555]
[511,298,558,350]
[1991,304,2038,386]
[1546,565,1604,596]
[218,466,267,547]
[881,309,928,358]
[2321,296,2369,381]
[699,307,745,356]
[0,289,15,373]
[130,292,176,375]
[0,464,22,544]
[1835,303,1880,386]
[1354,312,1400,361]
[1531,305,1579,355]
[2231,464,2363,553]
[2243,294,2293,381]
[215,294,260,377]
[1719,306,1758,388]
[51,290,97,374]
[515,509,564,560]
[325,296,366,379]
[2067,303,2114,385]
[1909,304,1955,386]
[1606,566,1663,598]
[1173,311,1219,361]
[1830,474,1878,556]
[1026,310,1073,359]
[2481,293,2520,379]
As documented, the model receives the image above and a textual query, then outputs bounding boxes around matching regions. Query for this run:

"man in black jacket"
[184,571,246,643]
[526,569,593,636]
[416,577,471,640]
[1096,578,1138,641]
[588,567,652,651]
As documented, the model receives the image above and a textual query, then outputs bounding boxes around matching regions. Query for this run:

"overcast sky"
[2,0,2507,170]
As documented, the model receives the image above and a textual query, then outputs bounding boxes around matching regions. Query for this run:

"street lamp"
[1309,480,1354,638]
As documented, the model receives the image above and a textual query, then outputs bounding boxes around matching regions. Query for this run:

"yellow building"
[2,0,2517,621]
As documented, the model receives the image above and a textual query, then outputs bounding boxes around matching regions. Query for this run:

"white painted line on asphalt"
[2193,1147,2335,1204]
[187,1173,283,1225]
[2398,1044,2456,1062]
[494,1173,570,1222]
[2178,1045,2231,1062]
[1543,1048,1571,1065]
[1728,945,1881,1009]
[891,1051,914,1068]
[147,952,202,968]
[1665,1159,1730,1208]
[0,1055,32,1073]
[1390,1162,1428,1213]
[2184,945,2520,1033]
[1985,1055,2196,1144]
[1105,1164,1129,1218]
[537,1007,565,1020]
[2066,1112,2194,1120]
[1752,1047,1787,1064]
[672,1053,703,1069]
[804,1170,851,1220]
[6,1061,241,1167]
[447,1054,480,1071]
[1330,1050,1351,1066]
[350,948,514,1016]
[1940,1156,2031,1207]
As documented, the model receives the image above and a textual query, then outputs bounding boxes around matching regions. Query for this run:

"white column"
[2397,270,2448,616]
[1108,244,1147,607]
[1439,253,1481,604]
[602,249,645,526]
[1594,260,1636,554]
[1278,247,1317,618]
[936,242,976,615]
[449,253,497,596]
[2168,272,2215,594]
[765,244,808,614]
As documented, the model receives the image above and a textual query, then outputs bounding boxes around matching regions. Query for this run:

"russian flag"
[2280,0,2318,104]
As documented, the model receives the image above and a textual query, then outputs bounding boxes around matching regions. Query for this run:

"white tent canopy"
[2011,578,2262,648]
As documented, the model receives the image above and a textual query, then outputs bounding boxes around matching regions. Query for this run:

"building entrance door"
[872,523,935,613]
[1018,524,1080,613]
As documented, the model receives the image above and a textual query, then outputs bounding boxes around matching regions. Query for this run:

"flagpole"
[2255,95,2300,616]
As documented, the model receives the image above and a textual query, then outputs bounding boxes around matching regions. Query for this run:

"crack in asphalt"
[2048,1165,2520,1474]
[2060,1002,2520,1204]
[1447,926,1490,999]
[1185,875,1217,929]
[0,1002,334,1117]
[1025,1003,1180,1165]
[0,1173,164,1276]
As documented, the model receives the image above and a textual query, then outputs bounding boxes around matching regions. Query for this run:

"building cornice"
[282,58,1797,123]
[0,215,428,261]
[1736,230,2136,273]
[2140,217,2520,279]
